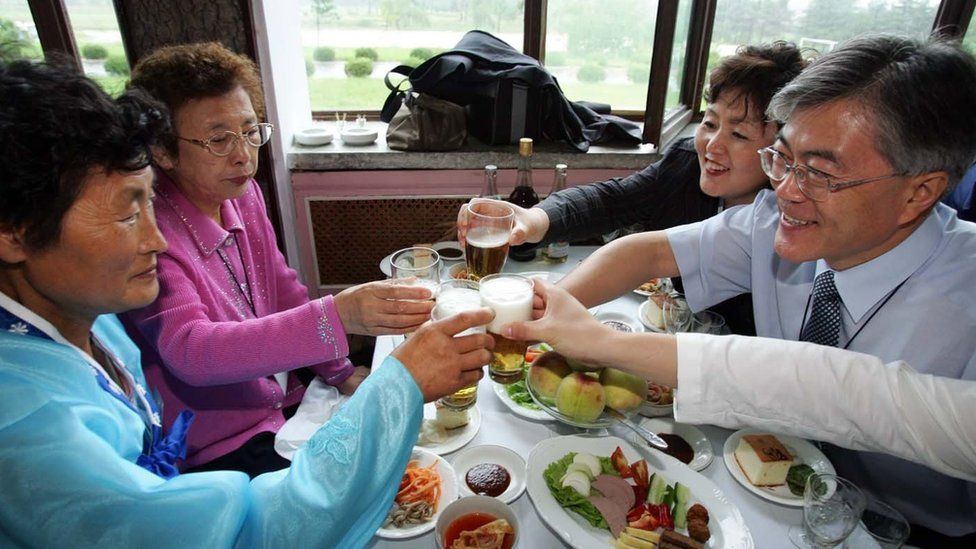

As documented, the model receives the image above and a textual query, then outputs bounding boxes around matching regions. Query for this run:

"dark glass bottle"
[508,138,540,261]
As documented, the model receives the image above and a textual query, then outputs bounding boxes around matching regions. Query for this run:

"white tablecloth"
[367,247,800,548]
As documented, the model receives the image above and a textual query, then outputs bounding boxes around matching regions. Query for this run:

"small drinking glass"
[432,279,485,410]
[789,473,867,548]
[390,247,441,300]
[693,310,729,335]
[662,294,694,334]
[464,199,515,281]
[845,497,910,549]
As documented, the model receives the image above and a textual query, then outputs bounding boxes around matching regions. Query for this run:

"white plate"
[432,241,465,262]
[376,448,459,539]
[527,435,754,548]
[415,402,482,455]
[594,310,645,333]
[451,444,527,503]
[631,417,713,472]
[492,381,555,422]
[723,428,835,507]
[518,271,564,283]
[633,277,673,297]
[638,299,667,333]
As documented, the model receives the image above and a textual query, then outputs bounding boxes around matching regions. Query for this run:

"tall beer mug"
[479,273,533,384]
[431,279,484,409]
[464,199,515,281]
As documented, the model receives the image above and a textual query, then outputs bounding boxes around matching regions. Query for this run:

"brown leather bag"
[386,91,467,151]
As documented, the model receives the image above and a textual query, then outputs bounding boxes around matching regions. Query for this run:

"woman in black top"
[459,42,807,335]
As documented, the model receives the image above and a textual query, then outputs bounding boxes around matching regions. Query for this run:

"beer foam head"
[435,288,482,319]
[465,226,510,249]
[480,275,533,332]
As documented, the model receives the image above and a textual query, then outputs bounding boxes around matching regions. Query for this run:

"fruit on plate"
[555,372,606,423]
[599,368,647,413]
[529,352,573,401]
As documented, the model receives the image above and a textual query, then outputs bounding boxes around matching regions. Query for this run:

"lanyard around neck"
[0,291,160,428]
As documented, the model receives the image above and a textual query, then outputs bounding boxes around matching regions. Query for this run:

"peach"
[555,372,606,423]
[529,352,572,402]
[599,368,647,413]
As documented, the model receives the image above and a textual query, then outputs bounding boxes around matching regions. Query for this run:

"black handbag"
[381,65,466,151]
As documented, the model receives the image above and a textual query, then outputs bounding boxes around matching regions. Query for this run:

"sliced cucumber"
[646,473,668,504]
[673,482,691,529]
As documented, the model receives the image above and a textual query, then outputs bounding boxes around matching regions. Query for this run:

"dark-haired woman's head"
[695,42,809,206]
[129,42,268,221]
[0,60,169,319]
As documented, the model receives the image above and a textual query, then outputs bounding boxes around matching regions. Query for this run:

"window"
[63,0,129,95]
[545,0,657,111]
[0,0,43,61]
[302,0,524,112]
[965,9,976,55]
[0,0,128,95]
[704,0,941,101]
[665,0,692,113]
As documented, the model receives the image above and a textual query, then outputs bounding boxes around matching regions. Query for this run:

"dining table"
[367,246,802,548]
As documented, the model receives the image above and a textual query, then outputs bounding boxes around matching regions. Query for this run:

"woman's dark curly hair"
[705,41,809,123]
[0,60,170,251]
[128,42,264,157]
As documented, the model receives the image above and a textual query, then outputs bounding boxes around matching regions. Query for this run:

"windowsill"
[288,121,675,171]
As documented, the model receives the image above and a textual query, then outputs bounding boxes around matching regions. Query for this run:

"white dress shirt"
[666,190,976,535]
[675,332,976,483]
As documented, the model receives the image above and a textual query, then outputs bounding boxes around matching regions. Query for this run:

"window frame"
[25,0,976,148]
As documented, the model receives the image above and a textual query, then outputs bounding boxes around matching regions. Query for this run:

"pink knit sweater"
[122,171,352,467]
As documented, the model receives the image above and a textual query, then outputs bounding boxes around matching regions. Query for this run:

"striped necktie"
[800,270,842,347]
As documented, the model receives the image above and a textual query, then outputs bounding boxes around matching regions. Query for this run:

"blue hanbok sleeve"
[0,353,422,549]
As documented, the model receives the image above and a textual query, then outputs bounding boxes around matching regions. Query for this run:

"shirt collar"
[818,208,945,322]
[154,170,245,257]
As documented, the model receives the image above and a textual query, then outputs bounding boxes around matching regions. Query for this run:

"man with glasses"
[552,34,976,543]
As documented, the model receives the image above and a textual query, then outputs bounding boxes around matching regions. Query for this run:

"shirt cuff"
[673,332,708,424]
[316,295,350,360]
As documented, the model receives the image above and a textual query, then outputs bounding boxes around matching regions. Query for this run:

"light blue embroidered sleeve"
[0,343,422,549]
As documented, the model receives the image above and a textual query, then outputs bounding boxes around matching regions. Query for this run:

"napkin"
[274,377,351,460]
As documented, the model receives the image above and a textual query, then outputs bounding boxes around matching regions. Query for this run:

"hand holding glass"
[479,274,533,384]
[464,199,515,280]
[432,279,485,409]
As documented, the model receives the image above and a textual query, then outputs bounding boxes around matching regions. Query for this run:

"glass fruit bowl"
[525,368,633,430]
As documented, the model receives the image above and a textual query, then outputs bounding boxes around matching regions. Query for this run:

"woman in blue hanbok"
[0,60,491,548]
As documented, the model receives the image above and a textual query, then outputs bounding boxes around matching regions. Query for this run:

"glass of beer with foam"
[465,199,514,280]
[479,273,533,384]
[431,279,485,409]
[390,247,441,300]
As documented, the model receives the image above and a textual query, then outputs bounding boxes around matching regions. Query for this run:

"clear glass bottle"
[508,138,540,261]
[480,164,501,200]
[543,163,569,263]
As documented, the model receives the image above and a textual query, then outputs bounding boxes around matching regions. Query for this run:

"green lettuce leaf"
[543,452,619,530]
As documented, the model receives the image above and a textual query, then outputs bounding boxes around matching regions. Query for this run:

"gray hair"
[767,34,976,190]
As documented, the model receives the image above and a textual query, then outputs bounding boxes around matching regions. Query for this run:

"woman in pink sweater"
[122,43,433,477]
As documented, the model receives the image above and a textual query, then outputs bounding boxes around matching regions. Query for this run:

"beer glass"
[390,247,441,300]
[479,273,533,384]
[432,279,485,409]
[464,199,515,280]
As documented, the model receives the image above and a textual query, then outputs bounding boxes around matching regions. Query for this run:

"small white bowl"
[451,445,526,503]
[340,126,378,145]
[432,241,465,262]
[434,495,519,549]
[294,127,333,146]
[594,310,644,333]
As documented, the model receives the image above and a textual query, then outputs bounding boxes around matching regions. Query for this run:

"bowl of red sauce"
[435,495,518,549]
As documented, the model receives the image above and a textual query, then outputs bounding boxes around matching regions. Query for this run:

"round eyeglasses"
[758,146,905,202]
[178,123,274,157]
